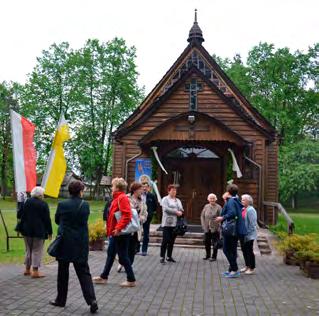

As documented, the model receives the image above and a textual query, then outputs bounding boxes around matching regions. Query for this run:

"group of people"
[16,177,257,313]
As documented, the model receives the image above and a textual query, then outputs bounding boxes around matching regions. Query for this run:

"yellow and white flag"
[41,114,70,197]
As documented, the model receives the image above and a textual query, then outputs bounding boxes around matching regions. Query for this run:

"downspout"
[125,150,142,181]
[244,155,264,225]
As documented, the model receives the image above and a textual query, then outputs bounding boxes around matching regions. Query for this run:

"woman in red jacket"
[93,178,136,287]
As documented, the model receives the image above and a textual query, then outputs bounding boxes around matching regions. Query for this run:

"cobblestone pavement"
[0,247,319,316]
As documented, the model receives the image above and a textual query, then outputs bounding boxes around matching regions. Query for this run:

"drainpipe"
[125,150,142,181]
[244,155,264,224]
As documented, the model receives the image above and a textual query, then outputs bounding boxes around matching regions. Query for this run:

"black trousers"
[160,226,177,258]
[56,260,96,306]
[128,232,139,265]
[204,231,220,259]
[223,235,239,272]
[240,239,256,269]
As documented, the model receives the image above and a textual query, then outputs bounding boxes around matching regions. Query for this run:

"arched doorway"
[161,145,223,224]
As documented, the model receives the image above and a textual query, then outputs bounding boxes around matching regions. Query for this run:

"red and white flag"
[10,110,37,192]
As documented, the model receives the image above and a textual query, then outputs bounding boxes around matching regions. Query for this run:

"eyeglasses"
[142,182,149,185]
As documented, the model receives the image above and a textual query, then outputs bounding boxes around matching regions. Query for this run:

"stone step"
[149,236,204,246]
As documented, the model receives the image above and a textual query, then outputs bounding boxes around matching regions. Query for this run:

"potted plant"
[89,219,106,251]
[277,233,316,266]
[295,245,319,279]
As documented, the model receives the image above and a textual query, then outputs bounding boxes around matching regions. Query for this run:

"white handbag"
[114,207,140,235]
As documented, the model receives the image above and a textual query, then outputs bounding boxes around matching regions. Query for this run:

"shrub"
[89,220,105,241]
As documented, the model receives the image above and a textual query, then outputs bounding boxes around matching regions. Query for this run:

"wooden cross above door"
[175,124,209,139]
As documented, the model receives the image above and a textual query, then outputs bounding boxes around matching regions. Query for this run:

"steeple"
[187,9,204,45]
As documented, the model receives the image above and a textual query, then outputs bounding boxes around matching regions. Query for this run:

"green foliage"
[19,38,144,192]
[88,219,106,241]
[216,42,319,201]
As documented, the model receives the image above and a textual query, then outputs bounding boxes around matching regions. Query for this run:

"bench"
[0,209,23,251]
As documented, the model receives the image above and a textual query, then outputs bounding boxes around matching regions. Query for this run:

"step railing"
[263,201,294,234]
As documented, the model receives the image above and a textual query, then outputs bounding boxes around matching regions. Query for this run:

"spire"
[187,9,204,45]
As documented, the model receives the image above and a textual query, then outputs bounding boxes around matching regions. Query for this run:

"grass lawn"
[270,195,319,239]
[0,198,105,264]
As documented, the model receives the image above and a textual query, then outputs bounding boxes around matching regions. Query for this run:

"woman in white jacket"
[160,184,183,264]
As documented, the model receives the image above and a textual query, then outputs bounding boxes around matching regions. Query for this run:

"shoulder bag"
[222,217,237,237]
[47,200,84,257]
[114,198,140,235]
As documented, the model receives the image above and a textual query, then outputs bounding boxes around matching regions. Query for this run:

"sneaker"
[117,264,123,273]
[120,281,136,287]
[23,269,31,276]
[203,257,210,260]
[240,267,248,273]
[31,270,45,278]
[166,257,176,263]
[137,252,147,256]
[222,271,230,276]
[210,258,217,262]
[225,271,240,278]
[244,269,255,275]
[90,300,98,314]
[160,258,166,264]
[92,276,107,284]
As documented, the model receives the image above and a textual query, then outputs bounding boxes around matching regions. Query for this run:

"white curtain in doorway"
[227,148,243,178]
[151,146,168,175]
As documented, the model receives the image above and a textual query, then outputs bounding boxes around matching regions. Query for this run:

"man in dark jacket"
[215,184,247,278]
[50,181,98,314]
[139,181,158,256]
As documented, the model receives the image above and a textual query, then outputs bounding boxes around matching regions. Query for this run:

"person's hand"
[48,235,52,240]
[112,229,120,236]
[214,216,224,223]
[176,211,183,217]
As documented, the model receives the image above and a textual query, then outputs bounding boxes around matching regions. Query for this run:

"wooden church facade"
[112,14,279,224]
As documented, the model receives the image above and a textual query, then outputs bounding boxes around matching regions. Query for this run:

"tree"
[0,82,21,197]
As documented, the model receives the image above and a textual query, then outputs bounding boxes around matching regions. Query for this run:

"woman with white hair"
[200,193,222,261]
[19,186,52,278]
[240,194,257,275]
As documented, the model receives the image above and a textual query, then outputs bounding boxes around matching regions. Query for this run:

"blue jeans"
[141,213,153,253]
[223,235,238,272]
[100,235,135,282]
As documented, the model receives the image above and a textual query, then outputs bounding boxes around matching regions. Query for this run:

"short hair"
[167,184,176,192]
[68,180,85,197]
[241,194,253,205]
[130,182,142,195]
[112,177,127,192]
[227,184,238,196]
[31,186,45,198]
[207,193,217,200]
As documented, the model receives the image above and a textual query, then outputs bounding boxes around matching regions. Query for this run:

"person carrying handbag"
[215,184,247,278]
[93,177,136,287]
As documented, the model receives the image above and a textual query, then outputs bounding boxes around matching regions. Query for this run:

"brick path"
[0,247,319,316]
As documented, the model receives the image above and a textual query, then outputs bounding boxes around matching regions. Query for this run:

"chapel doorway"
[161,146,223,224]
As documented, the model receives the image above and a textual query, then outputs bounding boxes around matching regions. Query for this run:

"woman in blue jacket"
[215,184,247,278]
[240,194,257,275]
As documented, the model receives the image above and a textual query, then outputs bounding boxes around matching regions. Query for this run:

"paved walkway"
[0,247,319,316]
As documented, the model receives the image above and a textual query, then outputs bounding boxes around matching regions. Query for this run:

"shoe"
[203,257,210,260]
[240,267,248,273]
[90,300,98,314]
[141,252,147,256]
[244,269,255,275]
[166,257,176,263]
[117,264,123,273]
[92,276,107,284]
[31,270,45,278]
[222,271,230,276]
[160,258,166,264]
[120,281,136,287]
[23,269,31,276]
[225,271,240,278]
[49,300,65,308]
[210,258,217,262]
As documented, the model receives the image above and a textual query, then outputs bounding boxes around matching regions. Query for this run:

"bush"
[89,220,105,241]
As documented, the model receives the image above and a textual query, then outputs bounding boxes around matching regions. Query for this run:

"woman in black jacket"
[19,186,52,278]
[49,180,98,314]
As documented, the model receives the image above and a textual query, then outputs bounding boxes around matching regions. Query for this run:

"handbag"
[114,198,140,234]
[222,218,237,237]
[47,234,63,257]
[173,216,188,236]
[47,200,84,257]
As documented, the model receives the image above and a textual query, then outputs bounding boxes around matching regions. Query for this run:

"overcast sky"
[0,0,318,93]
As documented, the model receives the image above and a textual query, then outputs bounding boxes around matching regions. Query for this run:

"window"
[167,146,219,159]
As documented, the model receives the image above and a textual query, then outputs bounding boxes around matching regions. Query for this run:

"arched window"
[166,146,219,159]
